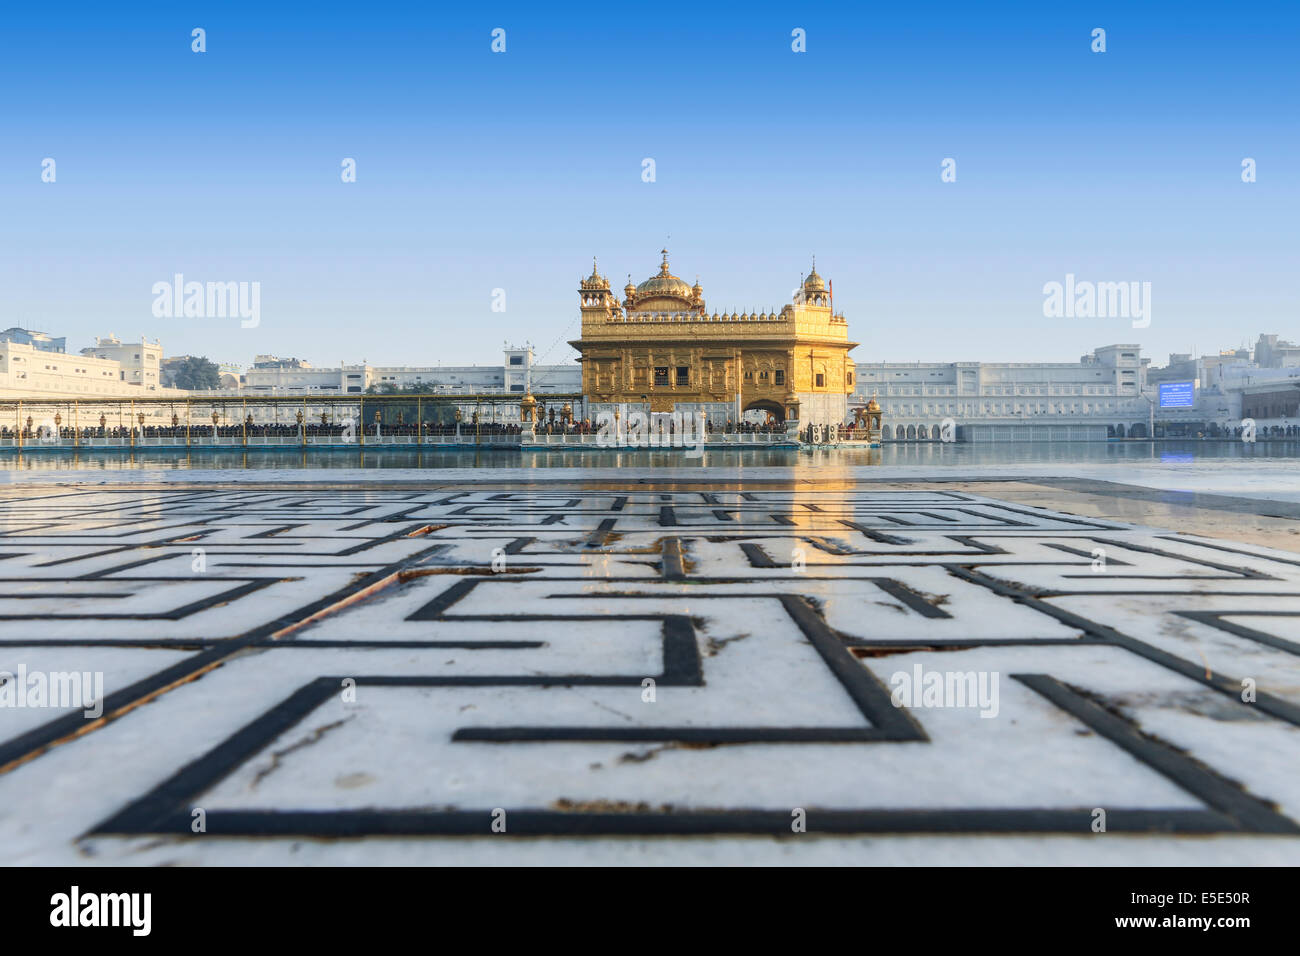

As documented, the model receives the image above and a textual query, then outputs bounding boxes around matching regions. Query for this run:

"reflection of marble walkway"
[1,483,1297,864]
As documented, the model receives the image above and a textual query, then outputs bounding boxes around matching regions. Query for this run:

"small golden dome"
[866,395,881,412]
[581,257,609,290]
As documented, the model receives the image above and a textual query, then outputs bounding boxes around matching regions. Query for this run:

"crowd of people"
[0,422,528,440]
[1215,424,1300,439]
[22,416,1296,443]
[0,415,855,441]
[0,418,794,440]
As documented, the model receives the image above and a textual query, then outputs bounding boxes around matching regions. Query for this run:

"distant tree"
[172,356,222,390]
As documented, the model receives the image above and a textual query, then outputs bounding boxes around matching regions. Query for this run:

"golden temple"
[570,251,858,428]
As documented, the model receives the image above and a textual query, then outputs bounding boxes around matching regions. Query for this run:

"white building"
[1218,366,1300,432]
[1131,334,1300,437]
[1254,334,1300,369]
[79,335,165,390]
[0,338,185,399]
[855,344,1150,440]
[242,346,581,399]
[0,328,67,353]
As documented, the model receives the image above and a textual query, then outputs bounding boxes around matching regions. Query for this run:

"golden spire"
[659,248,670,276]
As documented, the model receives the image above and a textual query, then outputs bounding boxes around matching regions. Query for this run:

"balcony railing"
[0,433,523,450]
[0,430,800,450]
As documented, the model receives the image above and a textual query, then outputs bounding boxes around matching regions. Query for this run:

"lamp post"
[1139,390,1156,442]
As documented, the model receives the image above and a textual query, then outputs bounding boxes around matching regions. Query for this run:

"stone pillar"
[784,394,801,439]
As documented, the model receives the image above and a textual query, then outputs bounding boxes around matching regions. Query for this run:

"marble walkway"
[1,482,1296,864]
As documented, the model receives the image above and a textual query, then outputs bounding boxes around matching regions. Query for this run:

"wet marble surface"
[1,484,1297,864]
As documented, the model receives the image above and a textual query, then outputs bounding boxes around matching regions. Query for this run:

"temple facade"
[569,251,857,428]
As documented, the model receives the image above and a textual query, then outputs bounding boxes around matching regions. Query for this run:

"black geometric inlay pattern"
[0,485,1294,843]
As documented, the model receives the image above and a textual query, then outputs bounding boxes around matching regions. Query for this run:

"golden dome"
[803,266,826,293]
[635,249,693,302]
[865,395,881,412]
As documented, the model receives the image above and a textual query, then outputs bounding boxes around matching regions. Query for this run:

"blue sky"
[2,1,1296,369]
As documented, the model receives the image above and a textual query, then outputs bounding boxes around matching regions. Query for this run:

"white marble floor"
[1,485,1297,864]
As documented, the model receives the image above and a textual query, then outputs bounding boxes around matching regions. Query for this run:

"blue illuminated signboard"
[1158,381,1195,409]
